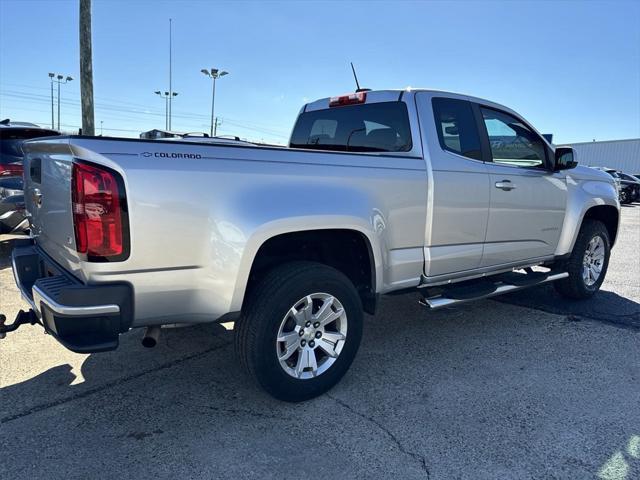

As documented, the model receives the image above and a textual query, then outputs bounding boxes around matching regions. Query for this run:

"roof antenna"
[350,62,370,93]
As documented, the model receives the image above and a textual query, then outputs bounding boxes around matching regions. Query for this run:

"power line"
[1,90,290,139]
[0,82,292,133]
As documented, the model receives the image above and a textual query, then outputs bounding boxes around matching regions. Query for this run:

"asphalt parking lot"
[1,207,639,480]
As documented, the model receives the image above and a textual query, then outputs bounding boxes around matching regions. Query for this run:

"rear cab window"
[431,97,482,161]
[290,102,412,153]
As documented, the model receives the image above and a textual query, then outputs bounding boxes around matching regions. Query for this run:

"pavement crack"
[327,393,431,478]
[1,341,232,424]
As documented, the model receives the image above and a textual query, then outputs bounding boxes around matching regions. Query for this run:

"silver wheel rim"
[276,293,348,380]
[582,235,605,287]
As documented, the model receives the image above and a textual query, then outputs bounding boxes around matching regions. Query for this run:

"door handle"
[495,180,516,191]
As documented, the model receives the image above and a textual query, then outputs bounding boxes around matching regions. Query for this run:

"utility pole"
[79,0,95,135]
[214,117,222,137]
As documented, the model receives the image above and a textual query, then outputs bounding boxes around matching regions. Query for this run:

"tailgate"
[21,137,84,279]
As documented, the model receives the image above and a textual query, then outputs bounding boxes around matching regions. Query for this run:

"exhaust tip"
[141,336,157,348]
[141,326,161,348]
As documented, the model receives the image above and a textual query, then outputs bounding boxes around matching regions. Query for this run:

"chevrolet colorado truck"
[1,89,620,401]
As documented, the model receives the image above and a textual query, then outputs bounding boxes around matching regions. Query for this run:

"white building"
[568,138,640,174]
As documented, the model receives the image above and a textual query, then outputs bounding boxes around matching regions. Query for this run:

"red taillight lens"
[329,92,367,107]
[0,164,23,177]
[72,162,128,260]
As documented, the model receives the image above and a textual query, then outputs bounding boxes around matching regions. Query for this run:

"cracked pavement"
[1,207,639,479]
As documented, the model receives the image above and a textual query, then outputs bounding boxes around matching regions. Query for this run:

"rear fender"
[230,215,383,312]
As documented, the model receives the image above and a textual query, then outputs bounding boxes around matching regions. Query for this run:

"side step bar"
[420,271,569,309]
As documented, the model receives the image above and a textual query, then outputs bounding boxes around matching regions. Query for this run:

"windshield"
[290,101,412,153]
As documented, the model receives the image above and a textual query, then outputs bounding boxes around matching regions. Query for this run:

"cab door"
[416,93,491,277]
[476,105,567,267]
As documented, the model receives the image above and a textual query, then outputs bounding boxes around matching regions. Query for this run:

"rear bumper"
[11,242,133,353]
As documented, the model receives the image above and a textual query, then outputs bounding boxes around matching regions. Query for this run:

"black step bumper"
[9,243,133,353]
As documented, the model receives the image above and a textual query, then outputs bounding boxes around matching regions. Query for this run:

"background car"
[616,172,640,203]
[0,119,60,233]
[591,166,622,198]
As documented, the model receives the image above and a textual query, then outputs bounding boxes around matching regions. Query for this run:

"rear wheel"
[554,220,610,299]
[235,261,363,402]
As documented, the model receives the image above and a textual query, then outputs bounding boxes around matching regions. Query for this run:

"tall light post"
[52,74,73,131]
[155,91,178,131]
[168,18,173,131]
[48,73,55,129]
[201,68,228,137]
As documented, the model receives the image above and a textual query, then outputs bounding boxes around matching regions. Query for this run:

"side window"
[432,97,482,161]
[480,107,546,168]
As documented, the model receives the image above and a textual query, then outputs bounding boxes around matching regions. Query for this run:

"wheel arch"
[555,178,620,256]
[582,205,619,246]
[231,220,383,315]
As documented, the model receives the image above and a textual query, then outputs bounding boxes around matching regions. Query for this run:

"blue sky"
[1,0,639,144]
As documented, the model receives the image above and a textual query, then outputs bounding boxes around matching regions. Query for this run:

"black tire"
[554,219,610,299]
[620,190,629,204]
[235,261,363,402]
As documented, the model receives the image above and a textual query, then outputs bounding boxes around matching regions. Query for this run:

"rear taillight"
[72,161,128,261]
[0,164,23,177]
[329,92,367,107]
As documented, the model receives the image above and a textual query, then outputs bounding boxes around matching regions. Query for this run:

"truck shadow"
[0,322,235,423]
[3,285,639,424]
[496,284,640,330]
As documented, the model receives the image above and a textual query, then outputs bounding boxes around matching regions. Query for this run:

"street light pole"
[57,80,61,130]
[48,73,55,129]
[211,75,216,137]
[51,74,73,131]
[168,18,174,131]
[201,68,228,137]
[155,91,178,131]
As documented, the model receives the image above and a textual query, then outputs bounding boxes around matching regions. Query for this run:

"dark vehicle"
[616,172,640,203]
[591,167,636,204]
[0,120,60,233]
[0,120,59,177]
[0,177,26,233]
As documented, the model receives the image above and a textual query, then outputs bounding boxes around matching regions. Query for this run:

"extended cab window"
[290,102,412,153]
[432,97,482,161]
[480,107,547,168]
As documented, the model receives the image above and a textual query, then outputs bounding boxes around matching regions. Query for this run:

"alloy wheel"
[276,293,348,380]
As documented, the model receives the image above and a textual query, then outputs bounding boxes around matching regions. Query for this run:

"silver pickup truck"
[2,89,619,401]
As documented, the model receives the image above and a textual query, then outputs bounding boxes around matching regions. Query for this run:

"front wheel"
[235,261,363,402]
[620,189,629,204]
[554,219,610,299]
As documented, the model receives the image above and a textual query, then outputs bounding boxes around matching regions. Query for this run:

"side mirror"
[554,147,577,171]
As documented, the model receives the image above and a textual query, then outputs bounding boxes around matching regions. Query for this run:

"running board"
[419,271,569,309]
